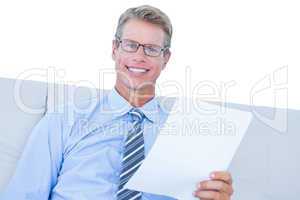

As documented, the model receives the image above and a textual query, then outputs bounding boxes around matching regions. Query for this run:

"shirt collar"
[107,87,159,123]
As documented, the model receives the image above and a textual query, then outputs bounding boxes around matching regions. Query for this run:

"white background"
[0,0,299,109]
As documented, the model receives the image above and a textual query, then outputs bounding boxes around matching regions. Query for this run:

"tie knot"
[128,108,144,123]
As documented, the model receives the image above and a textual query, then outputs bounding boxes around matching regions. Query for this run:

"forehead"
[121,19,165,45]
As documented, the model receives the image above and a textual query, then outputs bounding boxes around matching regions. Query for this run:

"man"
[1,5,233,200]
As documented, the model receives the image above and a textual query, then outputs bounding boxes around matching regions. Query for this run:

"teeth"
[127,66,148,73]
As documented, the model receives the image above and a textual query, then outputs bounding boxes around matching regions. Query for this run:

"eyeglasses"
[116,38,169,57]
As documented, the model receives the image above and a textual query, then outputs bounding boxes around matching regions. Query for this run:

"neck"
[115,83,155,107]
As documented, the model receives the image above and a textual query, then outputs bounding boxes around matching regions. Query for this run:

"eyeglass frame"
[115,37,170,57]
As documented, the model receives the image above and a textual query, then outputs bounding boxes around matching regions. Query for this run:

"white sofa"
[0,77,299,199]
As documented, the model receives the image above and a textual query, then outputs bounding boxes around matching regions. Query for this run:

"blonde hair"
[115,5,173,48]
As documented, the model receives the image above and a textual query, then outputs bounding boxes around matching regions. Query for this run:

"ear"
[162,50,171,70]
[112,40,118,61]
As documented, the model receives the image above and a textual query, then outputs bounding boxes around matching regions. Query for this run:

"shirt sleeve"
[1,112,65,200]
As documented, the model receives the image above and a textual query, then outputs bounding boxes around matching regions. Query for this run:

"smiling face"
[112,19,171,95]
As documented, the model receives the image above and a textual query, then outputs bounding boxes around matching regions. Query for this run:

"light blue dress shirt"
[1,88,176,200]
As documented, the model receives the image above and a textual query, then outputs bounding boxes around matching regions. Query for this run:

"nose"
[133,45,147,62]
[136,45,146,56]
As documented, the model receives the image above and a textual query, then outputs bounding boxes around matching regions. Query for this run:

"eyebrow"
[122,38,163,47]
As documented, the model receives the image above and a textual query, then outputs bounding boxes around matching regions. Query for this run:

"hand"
[193,171,234,200]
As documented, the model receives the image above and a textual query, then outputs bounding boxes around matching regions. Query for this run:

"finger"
[210,171,233,185]
[197,180,234,195]
[193,190,217,199]
[193,190,229,200]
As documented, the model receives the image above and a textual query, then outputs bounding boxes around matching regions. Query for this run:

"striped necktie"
[117,108,145,200]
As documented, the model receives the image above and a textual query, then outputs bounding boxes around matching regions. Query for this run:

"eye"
[146,46,159,53]
[123,41,138,49]
[128,43,138,48]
